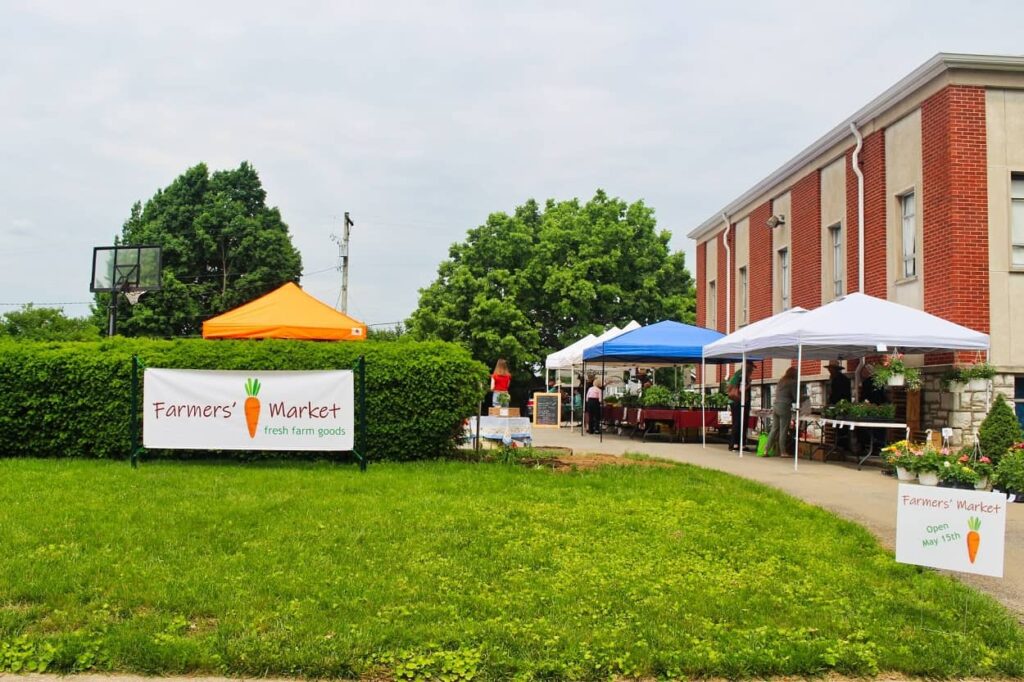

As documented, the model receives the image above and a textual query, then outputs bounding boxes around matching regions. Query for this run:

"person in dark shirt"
[859,364,887,405]
[826,361,852,451]
[826,361,852,405]
[726,361,755,451]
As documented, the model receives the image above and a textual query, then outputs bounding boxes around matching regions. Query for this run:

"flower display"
[872,353,922,390]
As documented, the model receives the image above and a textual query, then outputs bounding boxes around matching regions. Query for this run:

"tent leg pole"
[701,355,706,449]
[795,346,802,472]
[740,352,746,458]
[599,358,605,443]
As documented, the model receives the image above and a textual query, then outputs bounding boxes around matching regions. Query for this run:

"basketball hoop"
[124,290,144,306]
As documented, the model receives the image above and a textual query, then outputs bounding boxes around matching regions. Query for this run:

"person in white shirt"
[586,379,603,434]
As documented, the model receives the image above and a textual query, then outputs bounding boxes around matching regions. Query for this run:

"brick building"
[689,53,1024,444]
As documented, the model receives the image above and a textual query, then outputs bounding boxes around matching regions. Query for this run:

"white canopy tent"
[544,322,640,424]
[698,307,807,450]
[545,334,597,373]
[703,293,990,470]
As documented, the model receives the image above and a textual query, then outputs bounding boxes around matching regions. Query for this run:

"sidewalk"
[534,427,1024,620]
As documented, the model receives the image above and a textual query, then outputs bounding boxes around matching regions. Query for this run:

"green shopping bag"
[756,432,770,457]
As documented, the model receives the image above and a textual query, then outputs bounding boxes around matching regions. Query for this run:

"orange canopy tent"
[202,282,367,341]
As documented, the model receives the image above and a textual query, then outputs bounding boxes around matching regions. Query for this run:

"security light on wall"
[766,214,786,229]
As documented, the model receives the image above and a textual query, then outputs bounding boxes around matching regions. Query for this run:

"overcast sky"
[2,1,1023,327]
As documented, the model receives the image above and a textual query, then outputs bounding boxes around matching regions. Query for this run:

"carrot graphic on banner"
[244,378,261,438]
[967,516,981,564]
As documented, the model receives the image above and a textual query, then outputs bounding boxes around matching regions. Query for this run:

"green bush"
[977,394,1022,463]
[995,446,1024,492]
[0,337,488,461]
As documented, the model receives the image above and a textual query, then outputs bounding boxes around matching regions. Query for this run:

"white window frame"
[738,266,748,325]
[900,191,917,278]
[778,248,790,310]
[708,279,717,329]
[1012,174,1024,268]
[829,223,843,298]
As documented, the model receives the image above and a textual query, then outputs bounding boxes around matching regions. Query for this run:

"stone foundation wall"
[919,368,1006,447]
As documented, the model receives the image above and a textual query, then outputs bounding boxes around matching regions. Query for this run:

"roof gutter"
[850,122,865,293]
[722,214,731,334]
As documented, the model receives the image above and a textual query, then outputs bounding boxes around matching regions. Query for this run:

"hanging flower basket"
[887,374,905,387]
[918,471,940,486]
[967,378,989,392]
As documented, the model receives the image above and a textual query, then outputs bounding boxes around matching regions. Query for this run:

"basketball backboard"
[90,245,162,293]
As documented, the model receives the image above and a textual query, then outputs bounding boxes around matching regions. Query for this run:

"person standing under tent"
[585,379,603,434]
[766,367,799,457]
[490,358,512,406]
[826,361,852,405]
[727,361,755,451]
[826,360,852,451]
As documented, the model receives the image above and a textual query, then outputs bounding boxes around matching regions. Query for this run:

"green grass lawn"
[1,458,1022,680]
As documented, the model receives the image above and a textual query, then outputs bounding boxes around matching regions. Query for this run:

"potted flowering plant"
[969,455,995,490]
[940,458,980,490]
[963,362,996,391]
[909,444,946,486]
[941,362,996,393]
[872,353,922,390]
[882,440,917,481]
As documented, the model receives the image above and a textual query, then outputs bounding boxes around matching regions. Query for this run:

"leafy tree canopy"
[93,162,303,337]
[407,190,695,375]
[1,305,101,341]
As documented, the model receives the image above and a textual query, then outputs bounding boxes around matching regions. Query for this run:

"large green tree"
[407,190,695,375]
[1,305,101,341]
[93,162,303,337]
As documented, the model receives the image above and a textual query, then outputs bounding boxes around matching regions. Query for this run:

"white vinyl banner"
[895,484,1007,578]
[144,369,354,451]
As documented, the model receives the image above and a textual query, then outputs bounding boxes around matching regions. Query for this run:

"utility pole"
[336,212,354,312]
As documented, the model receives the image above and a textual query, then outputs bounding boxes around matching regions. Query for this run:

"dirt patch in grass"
[541,452,674,471]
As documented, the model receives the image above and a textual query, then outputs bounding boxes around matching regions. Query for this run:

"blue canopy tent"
[582,320,731,365]
[580,320,752,446]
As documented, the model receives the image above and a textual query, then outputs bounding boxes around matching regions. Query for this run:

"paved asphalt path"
[533,427,1024,621]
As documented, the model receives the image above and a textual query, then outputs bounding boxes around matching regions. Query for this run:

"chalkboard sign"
[533,392,561,428]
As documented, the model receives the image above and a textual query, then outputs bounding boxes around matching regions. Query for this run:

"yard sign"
[144,369,354,451]
[895,484,1007,578]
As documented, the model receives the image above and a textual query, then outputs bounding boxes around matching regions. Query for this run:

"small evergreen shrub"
[977,394,1022,464]
[0,337,488,461]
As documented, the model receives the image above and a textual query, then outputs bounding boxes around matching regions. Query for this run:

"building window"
[900,191,916,277]
[708,279,717,329]
[1015,378,1024,429]
[829,223,843,297]
[778,248,790,310]
[739,266,748,325]
[1013,174,1024,267]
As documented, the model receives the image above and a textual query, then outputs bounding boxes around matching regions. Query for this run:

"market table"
[465,416,532,446]
[800,416,909,468]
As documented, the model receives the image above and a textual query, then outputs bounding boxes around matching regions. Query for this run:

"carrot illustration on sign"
[244,378,261,438]
[967,516,981,563]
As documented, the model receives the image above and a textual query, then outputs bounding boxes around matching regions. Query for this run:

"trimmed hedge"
[0,338,488,461]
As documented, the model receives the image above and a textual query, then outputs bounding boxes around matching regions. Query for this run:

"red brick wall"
[791,171,822,374]
[921,85,989,366]
[845,131,887,296]
[748,201,773,380]
[696,240,706,329]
